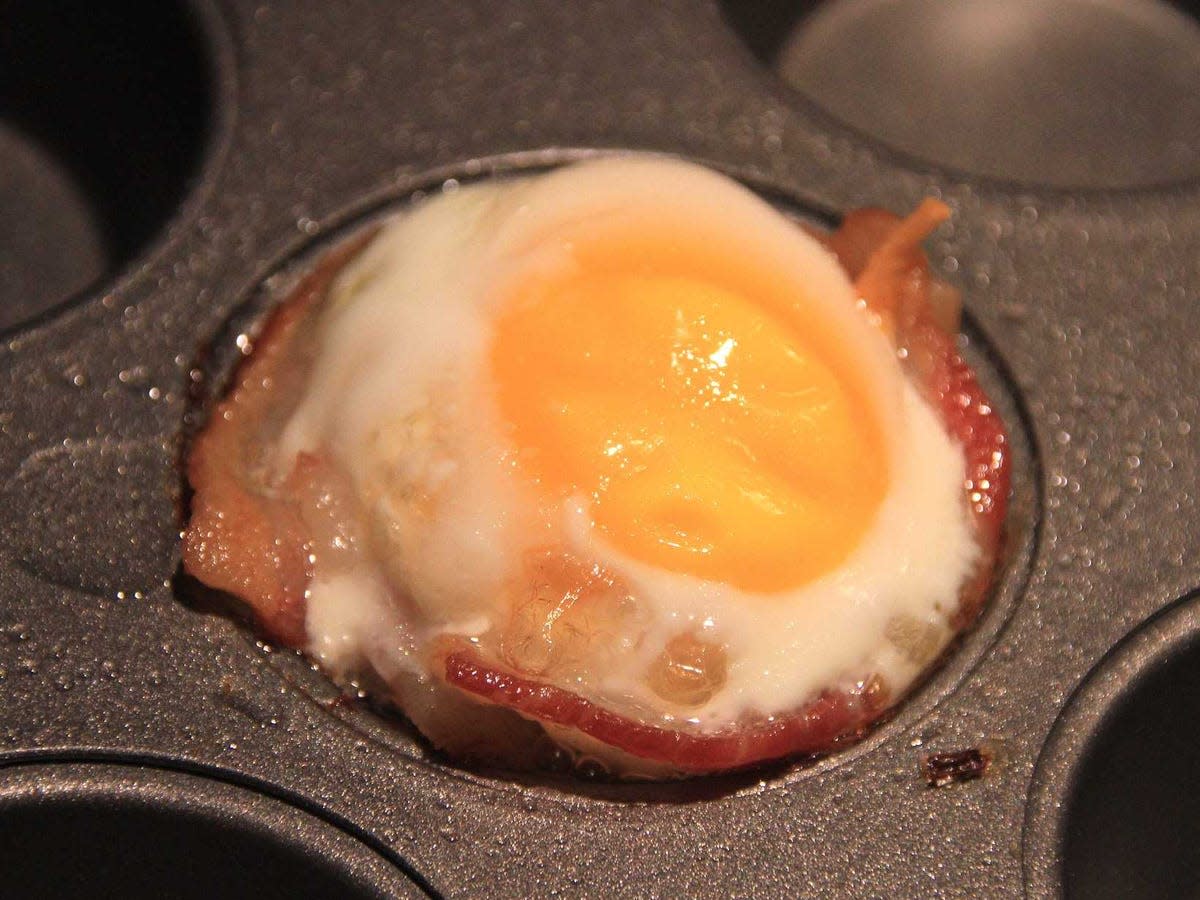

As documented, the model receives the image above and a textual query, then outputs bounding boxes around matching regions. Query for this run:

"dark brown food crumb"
[922,747,991,787]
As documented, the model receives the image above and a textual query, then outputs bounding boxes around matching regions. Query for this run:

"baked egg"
[183,156,1008,777]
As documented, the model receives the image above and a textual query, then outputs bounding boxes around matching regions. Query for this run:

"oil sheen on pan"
[181,155,1009,779]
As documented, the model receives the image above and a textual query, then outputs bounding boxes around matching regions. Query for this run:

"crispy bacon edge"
[181,235,374,647]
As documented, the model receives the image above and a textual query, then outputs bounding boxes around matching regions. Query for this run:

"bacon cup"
[183,157,1009,778]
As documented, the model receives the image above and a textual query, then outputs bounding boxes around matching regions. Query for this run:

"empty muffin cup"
[1026,594,1200,898]
[0,0,225,332]
[720,0,1200,188]
[0,762,428,899]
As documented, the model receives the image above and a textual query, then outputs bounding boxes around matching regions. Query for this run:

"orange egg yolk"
[489,228,889,593]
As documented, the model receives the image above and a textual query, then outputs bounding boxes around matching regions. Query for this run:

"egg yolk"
[490,227,889,593]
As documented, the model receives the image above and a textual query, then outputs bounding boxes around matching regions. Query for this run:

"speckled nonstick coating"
[2,2,1198,897]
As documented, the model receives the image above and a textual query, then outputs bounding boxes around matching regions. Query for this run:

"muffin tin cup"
[1025,592,1200,898]
[2,1,1199,896]
[180,150,1041,806]
[0,759,427,898]
[0,0,236,336]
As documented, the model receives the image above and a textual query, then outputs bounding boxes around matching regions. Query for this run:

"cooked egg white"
[277,156,977,734]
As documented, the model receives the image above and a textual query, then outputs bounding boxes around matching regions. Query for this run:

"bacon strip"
[837,201,1009,623]
[182,236,372,646]
[444,647,871,773]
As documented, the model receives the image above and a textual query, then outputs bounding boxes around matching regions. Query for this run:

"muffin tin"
[1,1,1197,896]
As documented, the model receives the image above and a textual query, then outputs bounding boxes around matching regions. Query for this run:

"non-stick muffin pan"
[1,0,1197,896]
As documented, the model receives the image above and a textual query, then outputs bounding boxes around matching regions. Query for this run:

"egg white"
[281,156,978,733]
